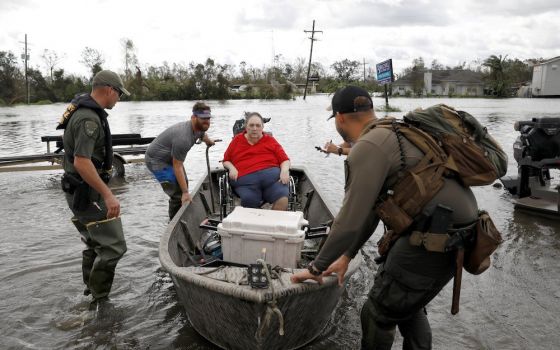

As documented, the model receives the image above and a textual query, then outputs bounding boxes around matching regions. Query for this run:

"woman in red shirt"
[223,112,291,210]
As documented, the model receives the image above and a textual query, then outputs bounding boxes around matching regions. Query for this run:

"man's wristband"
[307,261,322,276]
[337,146,343,156]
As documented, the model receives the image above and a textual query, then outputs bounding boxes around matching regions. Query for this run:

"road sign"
[376,59,393,85]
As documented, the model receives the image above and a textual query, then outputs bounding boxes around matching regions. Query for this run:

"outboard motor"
[514,117,560,162]
[503,117,560,197]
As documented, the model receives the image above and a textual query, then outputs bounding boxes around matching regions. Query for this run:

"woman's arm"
[223,161,238,181]
[279,160,290,184]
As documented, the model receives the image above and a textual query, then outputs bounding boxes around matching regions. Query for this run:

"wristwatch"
[307,261,322,276]
[337,146,343,156]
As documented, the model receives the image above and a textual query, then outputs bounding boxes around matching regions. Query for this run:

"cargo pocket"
[371,263,436,316]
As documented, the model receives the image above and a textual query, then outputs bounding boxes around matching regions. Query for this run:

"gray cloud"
[466,0,560,16]
[235,2,301,31]
[0,0,31,12]
[330,0,453,28]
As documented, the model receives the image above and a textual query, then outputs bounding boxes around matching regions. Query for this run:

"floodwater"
[1,95,560,349]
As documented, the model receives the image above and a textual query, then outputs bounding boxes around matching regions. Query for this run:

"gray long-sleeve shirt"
[313,119,479,271]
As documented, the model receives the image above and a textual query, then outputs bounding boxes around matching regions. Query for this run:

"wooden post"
[384,85,389,109]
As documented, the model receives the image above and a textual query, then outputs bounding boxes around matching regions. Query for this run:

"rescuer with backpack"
[291,85,505,349]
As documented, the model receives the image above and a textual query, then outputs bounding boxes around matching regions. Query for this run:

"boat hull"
[171,273,346,350]
[160,166,362,349]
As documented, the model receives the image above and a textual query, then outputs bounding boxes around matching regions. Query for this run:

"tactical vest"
[57,94,113,172]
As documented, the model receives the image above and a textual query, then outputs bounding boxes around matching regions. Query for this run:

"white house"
[531,56,560,97]
[392,69,484,97]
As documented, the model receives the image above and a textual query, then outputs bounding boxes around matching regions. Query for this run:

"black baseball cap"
[327,85,373,120]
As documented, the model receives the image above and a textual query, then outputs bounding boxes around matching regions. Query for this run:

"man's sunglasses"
[108,85,123,97]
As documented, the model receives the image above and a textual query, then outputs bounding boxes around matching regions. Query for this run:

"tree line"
[0,38,544,105]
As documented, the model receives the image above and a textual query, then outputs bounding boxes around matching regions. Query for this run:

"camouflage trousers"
[361,236,456,350]
[66,192,127,300]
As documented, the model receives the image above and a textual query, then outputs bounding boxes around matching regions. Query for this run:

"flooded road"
[1,96,560,349]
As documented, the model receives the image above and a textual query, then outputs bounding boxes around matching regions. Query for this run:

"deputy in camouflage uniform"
[292,86,478,349]
[58,70,130,302]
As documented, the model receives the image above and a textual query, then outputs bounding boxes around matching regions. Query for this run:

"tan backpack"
[373,104,508,235]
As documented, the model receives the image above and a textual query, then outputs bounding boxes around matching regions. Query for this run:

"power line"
[363,58,369,83]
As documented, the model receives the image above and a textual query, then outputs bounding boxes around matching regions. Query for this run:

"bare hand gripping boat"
[159,165,362,349]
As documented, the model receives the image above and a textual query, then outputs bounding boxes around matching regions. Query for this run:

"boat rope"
[254,259,285,341]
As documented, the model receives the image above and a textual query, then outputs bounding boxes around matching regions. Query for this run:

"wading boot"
[72,217,95,296]
[85,217,127,300]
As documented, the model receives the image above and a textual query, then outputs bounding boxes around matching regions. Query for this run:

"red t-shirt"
[223,132,290,178]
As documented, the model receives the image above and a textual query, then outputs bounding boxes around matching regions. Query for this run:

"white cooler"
[217,207,308,268]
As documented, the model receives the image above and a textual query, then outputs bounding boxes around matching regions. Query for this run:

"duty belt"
[409,222,477,253]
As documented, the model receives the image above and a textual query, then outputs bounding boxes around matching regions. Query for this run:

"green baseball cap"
[92,70,131,96]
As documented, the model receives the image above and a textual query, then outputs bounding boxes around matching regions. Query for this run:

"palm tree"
[483,55,509,97]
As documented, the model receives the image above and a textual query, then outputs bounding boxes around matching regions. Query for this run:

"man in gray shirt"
[146,102,215,219]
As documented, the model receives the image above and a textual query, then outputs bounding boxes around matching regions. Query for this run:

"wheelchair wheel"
[288,176,297,211]
[219,174,234,219]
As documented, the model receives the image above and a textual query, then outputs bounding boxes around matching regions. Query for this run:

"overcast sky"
[1,0,559,78]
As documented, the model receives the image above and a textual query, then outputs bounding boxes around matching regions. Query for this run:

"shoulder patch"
[84,120,99,137]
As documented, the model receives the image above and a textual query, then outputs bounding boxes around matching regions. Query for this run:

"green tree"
[80,47,105,78]
[483,54,508,97]
[331,59,361,81]
[431,59,444,70]
[121,38,138,79]
[237,61,252,82]
[27,68,55,102]
[41,49,64,83]
[402,57,425,76]
[0,51,24,104]
[400,57,425,96]
[506,58,532,84]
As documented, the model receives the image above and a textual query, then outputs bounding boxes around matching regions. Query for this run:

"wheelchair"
[218,171,298,220]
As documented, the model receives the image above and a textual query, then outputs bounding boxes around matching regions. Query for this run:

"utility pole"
[20,34,30,104]
[271,30,276,83]
[303,20,322,100]
[363,58,369,83]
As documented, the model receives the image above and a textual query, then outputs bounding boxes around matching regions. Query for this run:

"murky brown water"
[1,96,560,349]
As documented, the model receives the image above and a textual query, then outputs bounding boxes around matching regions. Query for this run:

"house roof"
[393,69,484,85]
[538,56,560,65]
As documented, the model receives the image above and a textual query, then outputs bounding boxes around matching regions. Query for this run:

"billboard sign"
[308,75,320,82]
[376,59,394,85]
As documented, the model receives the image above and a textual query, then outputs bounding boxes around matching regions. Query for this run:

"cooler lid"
[219,207,308,235]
